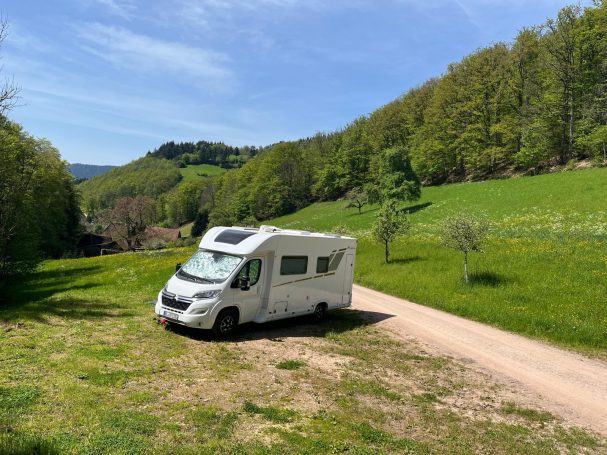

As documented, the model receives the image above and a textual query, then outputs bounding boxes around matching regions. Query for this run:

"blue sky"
[1,0,588,165]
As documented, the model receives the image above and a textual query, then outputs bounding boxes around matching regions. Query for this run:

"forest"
[0,117,81,278]
[147,140,259,169]
[199,3,607,226]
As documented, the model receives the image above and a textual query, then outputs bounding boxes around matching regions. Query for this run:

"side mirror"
[175,263,182,272]
[239,276,250,291]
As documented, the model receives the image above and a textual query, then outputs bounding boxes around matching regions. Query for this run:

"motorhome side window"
[234,259,262,286]
[316,257,329,273]
[280,256,308,275]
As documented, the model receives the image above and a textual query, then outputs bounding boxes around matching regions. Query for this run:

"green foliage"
[442,215,489,255]
[79,157,181,211]
[0,119,81,276]
[375,145,421,202]
[190,210,209,237]
[443,215,489,283]
[164,180,206,227]
[372,201,410,263]
[344,187,367,214]
[148,140,256,169]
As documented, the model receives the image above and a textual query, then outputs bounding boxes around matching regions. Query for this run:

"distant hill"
[78,157,182,210]
[69,163,116,180]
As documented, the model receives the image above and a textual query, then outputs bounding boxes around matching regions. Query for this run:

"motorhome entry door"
[341,254,354,305]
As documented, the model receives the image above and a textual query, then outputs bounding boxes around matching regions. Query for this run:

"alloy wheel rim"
[220,315,234,333]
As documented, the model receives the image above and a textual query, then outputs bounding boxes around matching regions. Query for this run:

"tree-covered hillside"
[79,157,182,213]
[147,140,259,169]
[203,2,607,226]
[69,163,116,180]
[80,3,607,232]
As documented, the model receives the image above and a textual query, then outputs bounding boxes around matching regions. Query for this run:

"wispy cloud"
[175,0,326,26]
[73,23,233,91]
[94,0,137,19]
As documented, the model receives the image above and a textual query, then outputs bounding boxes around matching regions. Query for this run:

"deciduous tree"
[104,196,155,250]
[442,215,489,283]
[372,201,410,264]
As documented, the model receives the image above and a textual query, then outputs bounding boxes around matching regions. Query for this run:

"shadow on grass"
[467,271,509,287]
[166,309,394,342]
[389,256,423,265]
[0,265,129,323]
[1,265,103,302]
[401,202,432,214]
[344,206,379,217]
[0,297,131,324]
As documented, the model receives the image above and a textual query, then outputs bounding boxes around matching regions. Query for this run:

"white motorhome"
[155,225,357,336]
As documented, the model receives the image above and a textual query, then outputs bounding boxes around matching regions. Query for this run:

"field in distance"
[1,250,603,453]
[179,163,225,182]
[270,168,607,355]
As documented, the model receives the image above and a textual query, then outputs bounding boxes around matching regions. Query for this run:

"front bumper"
[155,291,219,329]
[156,305,215,329]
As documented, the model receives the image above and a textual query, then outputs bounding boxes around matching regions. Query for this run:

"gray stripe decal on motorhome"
[272,272,335,287]
[328,251,344,271]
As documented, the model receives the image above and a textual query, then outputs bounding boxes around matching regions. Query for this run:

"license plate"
[162,309,179,320]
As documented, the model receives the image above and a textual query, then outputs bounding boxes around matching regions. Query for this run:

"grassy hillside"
[179,163,225,181]
[270,168,607,353]
[1,251,602,453]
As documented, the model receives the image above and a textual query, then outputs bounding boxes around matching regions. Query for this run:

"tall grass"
[270,168,607,352]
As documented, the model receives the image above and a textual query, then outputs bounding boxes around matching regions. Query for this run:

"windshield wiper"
[177,269,214,284]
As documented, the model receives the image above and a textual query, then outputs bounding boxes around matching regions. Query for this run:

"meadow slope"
[1,251,604,453]
[270,168,607,354]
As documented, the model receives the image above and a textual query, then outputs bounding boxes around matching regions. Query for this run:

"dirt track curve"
[352,284,607,435]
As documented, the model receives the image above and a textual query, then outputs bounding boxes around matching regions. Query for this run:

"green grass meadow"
[1,250,603,453]
[270,168,607,353]
[179,164,225,182]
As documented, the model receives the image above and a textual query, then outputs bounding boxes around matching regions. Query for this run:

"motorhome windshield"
[178,250,242,283]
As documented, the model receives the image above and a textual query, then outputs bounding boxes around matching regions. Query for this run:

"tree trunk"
[463,251,469,283]
[568,92,574,162]
[385,240,389,264]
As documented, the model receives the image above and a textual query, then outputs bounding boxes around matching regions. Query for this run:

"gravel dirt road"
[352,284,607,435]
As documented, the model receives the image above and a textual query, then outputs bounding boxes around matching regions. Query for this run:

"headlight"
[193,290,221,299]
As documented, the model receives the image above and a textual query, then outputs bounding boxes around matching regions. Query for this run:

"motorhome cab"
[155,225,357,336]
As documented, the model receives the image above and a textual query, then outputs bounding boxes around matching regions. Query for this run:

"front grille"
[161,292,193,311]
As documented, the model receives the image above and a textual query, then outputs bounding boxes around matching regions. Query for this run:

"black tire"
[312,303,327,322]
[212,308,239,337]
